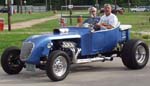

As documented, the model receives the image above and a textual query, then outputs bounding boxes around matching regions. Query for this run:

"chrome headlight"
[47,42,53,48]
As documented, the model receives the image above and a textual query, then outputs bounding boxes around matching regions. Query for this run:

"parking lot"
[0,57,149,86]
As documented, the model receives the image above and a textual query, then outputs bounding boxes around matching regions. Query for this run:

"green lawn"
[0,12,150,55]
[0,19,59,55]
[0,11,54,24]
[118,12,150,31]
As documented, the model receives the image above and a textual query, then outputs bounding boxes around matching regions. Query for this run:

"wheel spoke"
[52,56,67,77]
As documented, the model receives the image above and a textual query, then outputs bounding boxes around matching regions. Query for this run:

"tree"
[0,0,7,6]
[130,0,141,6]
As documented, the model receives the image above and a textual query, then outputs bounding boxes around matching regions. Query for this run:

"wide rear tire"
[1,46,24,74]
[121,39,149,69]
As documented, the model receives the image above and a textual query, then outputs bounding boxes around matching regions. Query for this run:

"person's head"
[104,4,112,16]
[88,7,97,17]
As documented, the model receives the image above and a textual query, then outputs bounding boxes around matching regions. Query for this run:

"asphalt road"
[0,58,150,86]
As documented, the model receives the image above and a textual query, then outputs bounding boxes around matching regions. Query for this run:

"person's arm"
[101,23,113,29]
[95,16,113,29]
[95,23,113,29]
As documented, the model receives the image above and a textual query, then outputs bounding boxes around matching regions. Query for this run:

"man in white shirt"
[96,4,118,29]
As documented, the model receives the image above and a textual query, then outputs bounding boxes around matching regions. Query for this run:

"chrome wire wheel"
[52,56,67,77]
[46,50,70,81]
[135,45,146,64]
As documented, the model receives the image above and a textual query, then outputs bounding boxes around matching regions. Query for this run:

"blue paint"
[22,26,129,64]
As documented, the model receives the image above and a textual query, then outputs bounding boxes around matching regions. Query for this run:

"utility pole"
[69,0,72,25]
[114,0,117,14]
[49,0,52,11]
[17,0,20,13]
[24,0,27,13]
[128,0,131,12]
[48,0,51,11]
[69,0,71,5]
[20,0,23,14]
[65,0,67,11]
[7,0,11,31]
[95,0,99,9]
[114,0,117,10]
[46,0,51,11]
[96,0,98,4]
[46,0,48,11]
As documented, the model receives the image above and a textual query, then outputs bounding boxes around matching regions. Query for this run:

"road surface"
[0,58,150,86]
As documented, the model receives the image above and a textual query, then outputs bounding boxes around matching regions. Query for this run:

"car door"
[91,29,118,54]
[91,30,105,53]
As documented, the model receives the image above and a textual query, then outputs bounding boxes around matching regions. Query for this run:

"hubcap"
[52,56,67,77]
[135,45,146,64]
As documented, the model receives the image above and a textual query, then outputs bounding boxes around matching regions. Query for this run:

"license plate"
[26,63,36,72]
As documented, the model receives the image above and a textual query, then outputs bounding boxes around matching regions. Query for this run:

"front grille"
[20,42,34,61]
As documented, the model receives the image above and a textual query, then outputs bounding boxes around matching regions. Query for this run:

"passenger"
[95,4,118,30]
[77,7,100,27]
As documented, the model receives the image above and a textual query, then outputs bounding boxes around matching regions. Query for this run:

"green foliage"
[130,0,141,6]
[142,34,150,39]
[0,0,150,6]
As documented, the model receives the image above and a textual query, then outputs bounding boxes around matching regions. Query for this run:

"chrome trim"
[70,48,81,63]
[62,41,76,48]
[20,42,34,61]
[135,45,146,64]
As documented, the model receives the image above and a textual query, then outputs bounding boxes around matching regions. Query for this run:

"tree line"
[0,0,149,9]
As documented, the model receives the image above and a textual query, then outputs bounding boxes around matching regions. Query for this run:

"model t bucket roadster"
[1,25,149,81]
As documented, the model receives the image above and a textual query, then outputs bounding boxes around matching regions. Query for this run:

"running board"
[76,57,113,64]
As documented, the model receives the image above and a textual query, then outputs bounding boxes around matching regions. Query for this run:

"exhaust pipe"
[76,57,113,64]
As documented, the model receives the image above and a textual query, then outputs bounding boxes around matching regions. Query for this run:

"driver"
[95,4,118,30]
[78,7,100,27]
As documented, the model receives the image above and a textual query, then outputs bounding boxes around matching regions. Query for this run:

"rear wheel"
[46,50,70,81]
[1,46,24,74]
[121,39,149,69]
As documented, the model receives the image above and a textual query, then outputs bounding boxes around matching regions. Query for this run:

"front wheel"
[121,39,149,69]
[1,46,24,74]
[46,50,70,81]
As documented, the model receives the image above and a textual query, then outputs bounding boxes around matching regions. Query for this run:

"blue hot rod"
[1,24,149,81]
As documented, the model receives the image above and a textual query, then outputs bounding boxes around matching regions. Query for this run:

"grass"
[0,12,150,55]
[0,19,59,55]
[0,11,54,24]
[118,12,150,31]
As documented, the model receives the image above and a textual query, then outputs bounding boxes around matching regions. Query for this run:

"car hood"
[25,33,80,43]
[24,27,90,43]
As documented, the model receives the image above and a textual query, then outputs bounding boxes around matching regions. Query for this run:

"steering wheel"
[82,23,96,32]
